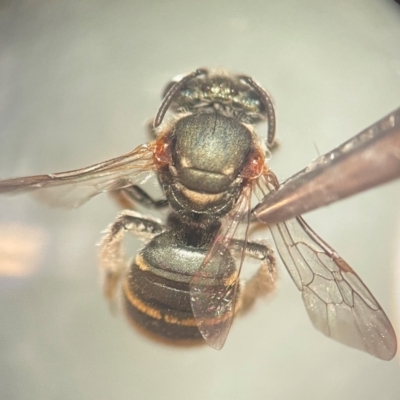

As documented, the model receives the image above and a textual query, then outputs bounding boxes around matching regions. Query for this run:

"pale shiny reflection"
[0,224,46,277]
[396,222,400,365]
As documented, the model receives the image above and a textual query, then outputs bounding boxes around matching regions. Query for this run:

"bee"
[0,69,397,359]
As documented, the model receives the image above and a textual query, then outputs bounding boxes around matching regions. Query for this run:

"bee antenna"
[239,75,276,148]
[153,69,208,128]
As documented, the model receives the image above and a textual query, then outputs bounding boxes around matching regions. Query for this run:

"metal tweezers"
[253,106,400,224]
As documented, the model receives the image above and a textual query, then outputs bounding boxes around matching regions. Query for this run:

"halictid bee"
[0,69,397,360]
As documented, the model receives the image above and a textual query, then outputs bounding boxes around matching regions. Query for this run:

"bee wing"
[256,172,397,360]
[190,184,253,350]
[0,144,156,208]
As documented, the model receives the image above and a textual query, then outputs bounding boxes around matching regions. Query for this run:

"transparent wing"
[0,144,156,208]
[256,172,397,360]
[190,184,252,350]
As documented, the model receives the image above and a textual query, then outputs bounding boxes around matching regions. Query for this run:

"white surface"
[1,1,400,399]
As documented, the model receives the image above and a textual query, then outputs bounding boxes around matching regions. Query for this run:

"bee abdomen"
[122,231,237,345]
[123,262,203,343]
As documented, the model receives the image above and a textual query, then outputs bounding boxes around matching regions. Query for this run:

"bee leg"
[231,240,277,314]
[110,186,168,210]
[99,210,166,303]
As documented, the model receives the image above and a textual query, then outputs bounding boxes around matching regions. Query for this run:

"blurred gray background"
[1,1,400,399]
